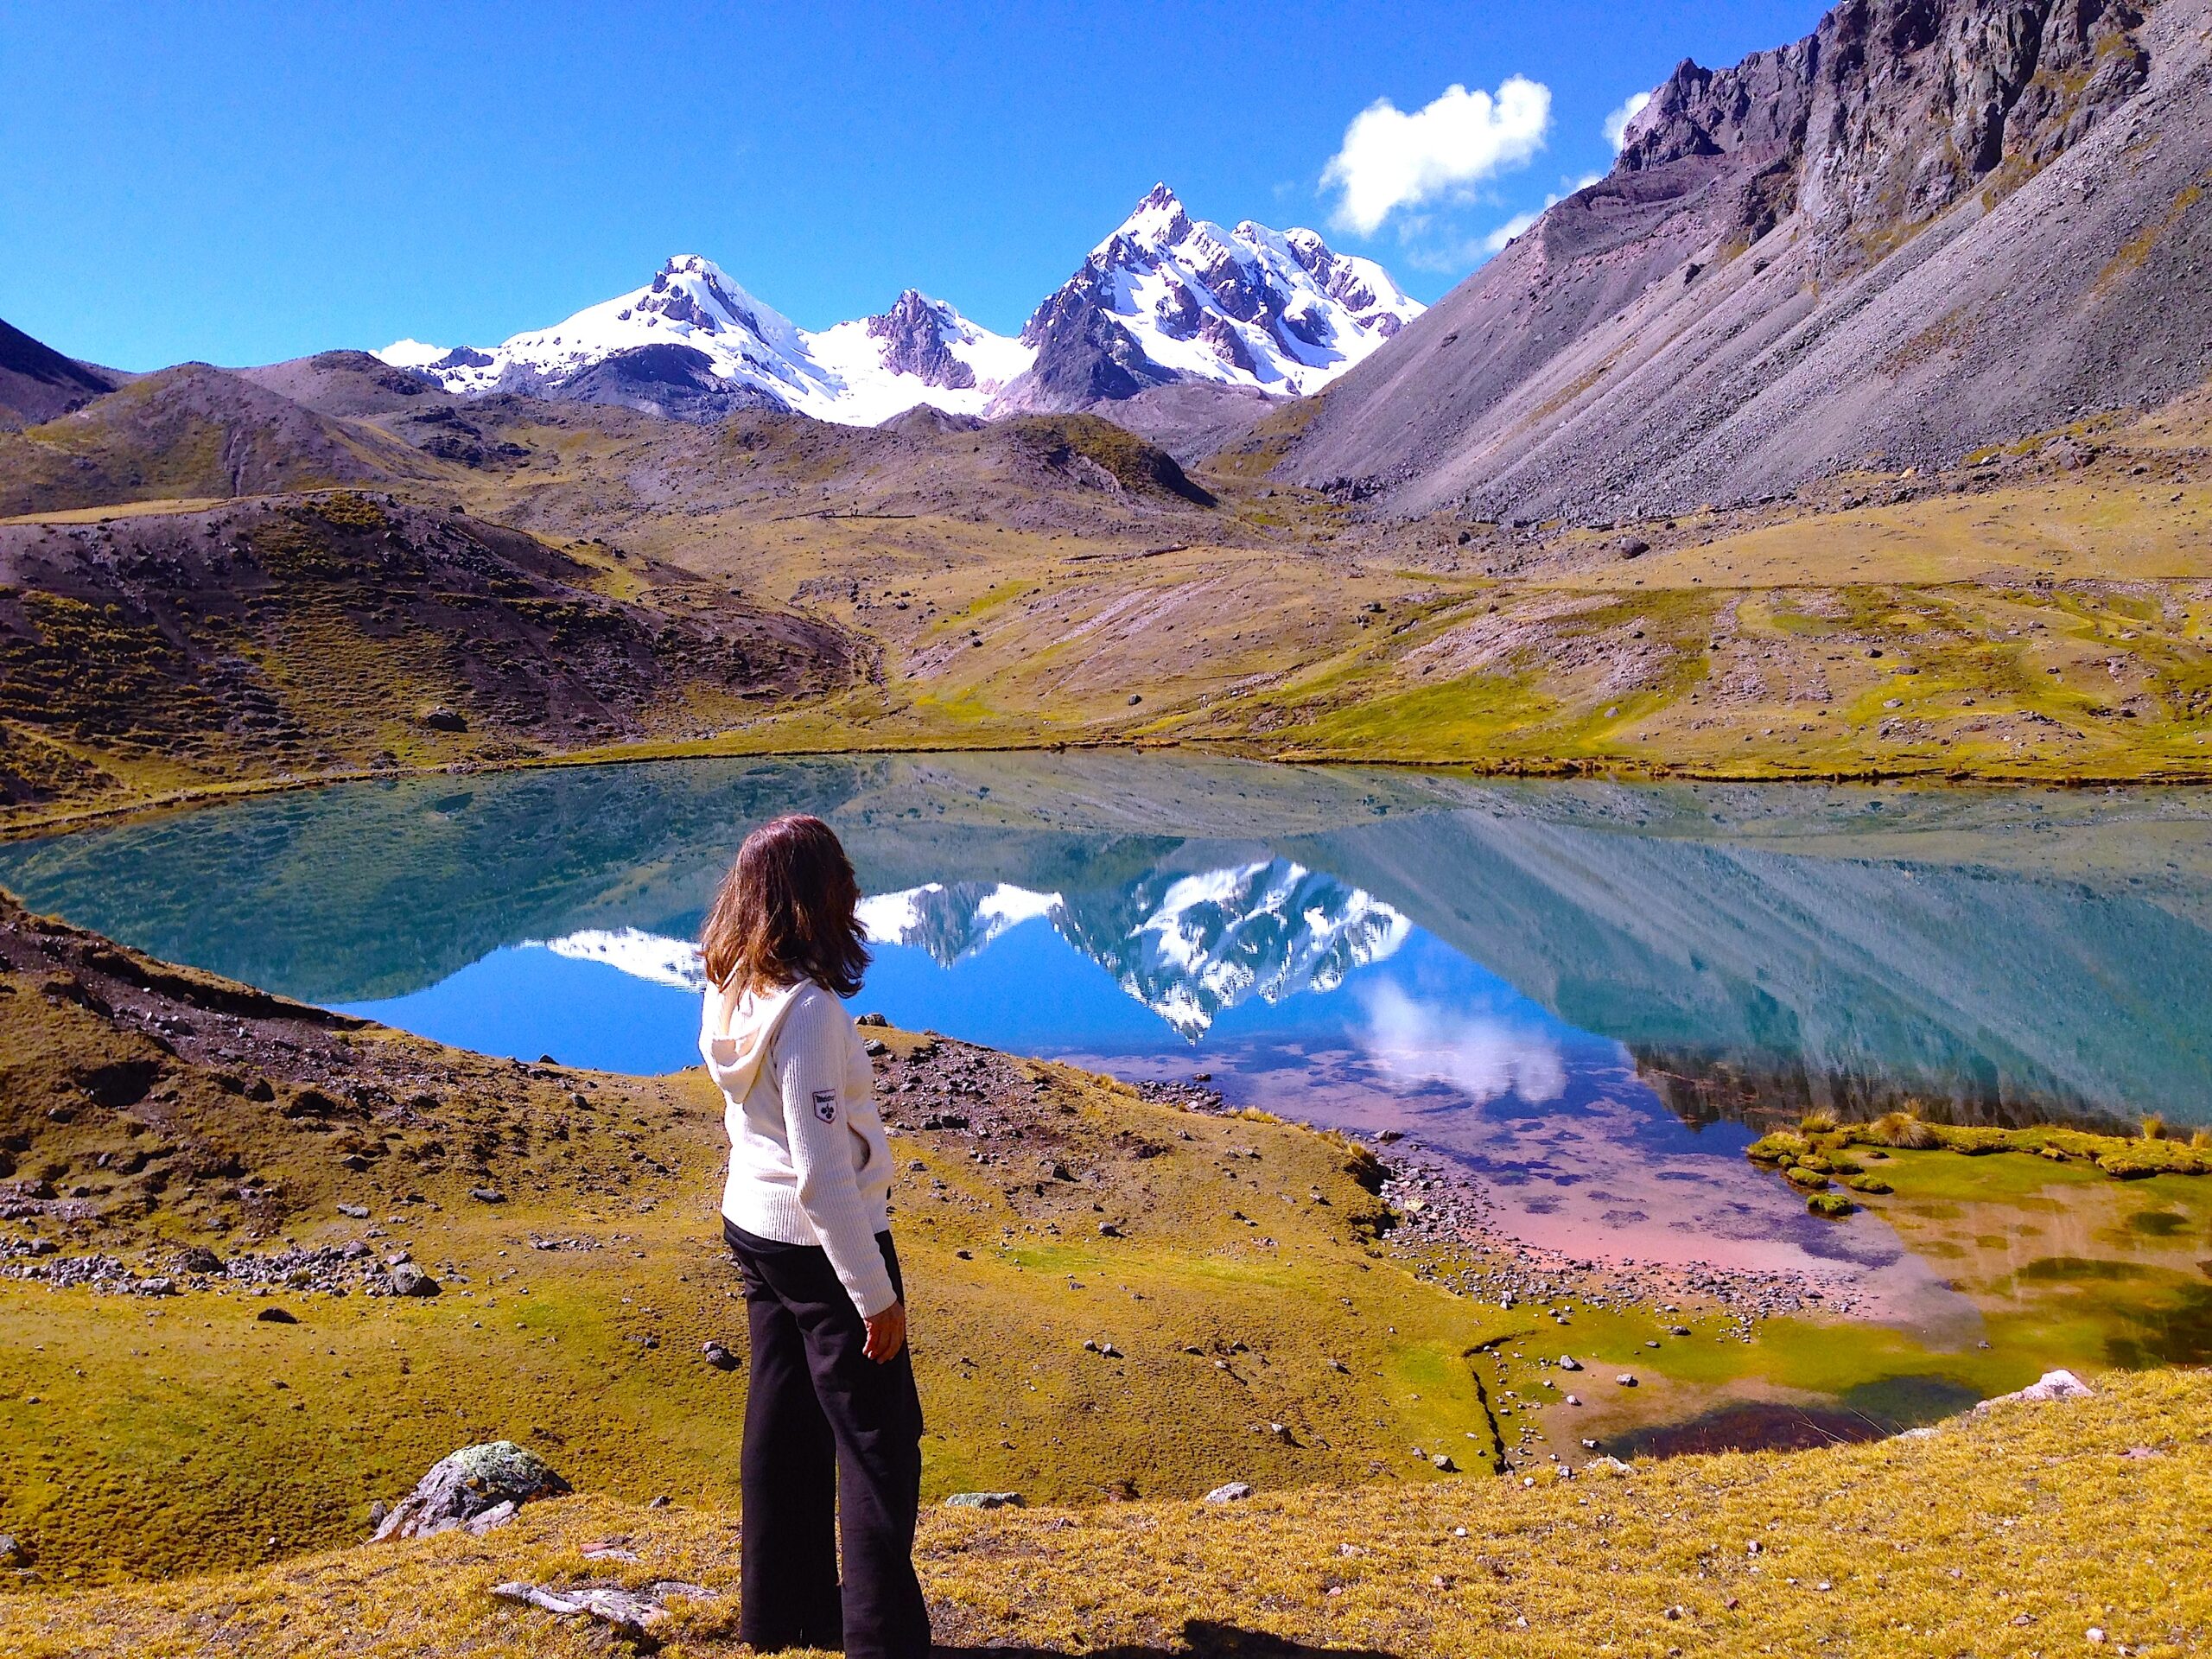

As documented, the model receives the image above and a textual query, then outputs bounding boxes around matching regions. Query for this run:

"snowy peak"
[1094,182,1193,258]
[381,258,1030,427]
[1003,184,1424,411]
[376,194,1420,426]
[865,290,978,389]
[625,255,801,353]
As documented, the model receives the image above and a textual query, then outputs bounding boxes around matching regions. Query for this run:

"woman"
[699,814,930,1659]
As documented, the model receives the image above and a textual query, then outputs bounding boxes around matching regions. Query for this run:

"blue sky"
[3,1,1822,371]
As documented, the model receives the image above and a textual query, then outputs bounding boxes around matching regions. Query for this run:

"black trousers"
[724,1218,931,1659]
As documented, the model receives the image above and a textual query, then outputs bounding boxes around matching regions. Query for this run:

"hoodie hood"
[700,978,805,1102]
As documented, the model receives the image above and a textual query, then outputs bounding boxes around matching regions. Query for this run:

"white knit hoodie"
[700,977,897,1317]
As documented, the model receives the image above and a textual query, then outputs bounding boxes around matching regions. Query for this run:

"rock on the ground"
[373,1441,572,1541]
[491,1578,717,1645]
[1203,1481,1253,1503]
[1974,1370,2096,1413]
[943,1491,1024,1509]
[389,1262,440,1297]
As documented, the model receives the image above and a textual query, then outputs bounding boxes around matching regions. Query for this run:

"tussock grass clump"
[1868,1109,1941,1149]
[1751,1112,2212,1183]
[1799,1109,1840,1135]
[1745,1130,1809,1165]
[1807,1192,1856,1218]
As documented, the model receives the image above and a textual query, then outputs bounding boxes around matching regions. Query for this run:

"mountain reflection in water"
[3,753,2209,1303]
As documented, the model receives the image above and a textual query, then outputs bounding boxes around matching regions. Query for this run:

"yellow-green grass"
[0,1053,1521,1584]
[2,1366,2202,1657]
[11,404,2212,839]
[0,913,1524,1585]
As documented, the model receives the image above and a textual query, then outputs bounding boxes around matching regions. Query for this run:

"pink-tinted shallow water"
[1073,1034,1983,1336]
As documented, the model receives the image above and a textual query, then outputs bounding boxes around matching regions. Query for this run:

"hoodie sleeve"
[772,988,899,1319]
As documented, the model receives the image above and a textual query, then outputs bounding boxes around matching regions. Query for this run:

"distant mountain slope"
[0,493,855,813]
[998,184,1422,413]
[235,349,453,419]
[0,364,441,516]
[1289,0,2212,520]
[383,256,1033,424]
[0,318,120,430]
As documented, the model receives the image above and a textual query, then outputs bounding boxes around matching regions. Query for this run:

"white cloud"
[1323,75,1551,236]
[1359,982,1567,1105]
[1604,90,1654,151]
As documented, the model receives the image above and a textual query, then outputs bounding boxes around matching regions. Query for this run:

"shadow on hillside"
[937,1621,1402,1659]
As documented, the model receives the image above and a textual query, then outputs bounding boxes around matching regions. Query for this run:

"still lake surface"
[6,753,2210,1346]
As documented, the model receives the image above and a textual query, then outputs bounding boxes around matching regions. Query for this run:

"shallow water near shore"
[6,753,2212,1446]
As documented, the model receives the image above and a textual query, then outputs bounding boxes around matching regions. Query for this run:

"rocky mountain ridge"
[380,255,1033,426]
[378,187,1416,428]
[1288,0,2212,519]
[995,183,1421,413]
[0,319,122,430]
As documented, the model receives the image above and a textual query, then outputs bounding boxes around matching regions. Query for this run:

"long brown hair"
[701,815,870,995]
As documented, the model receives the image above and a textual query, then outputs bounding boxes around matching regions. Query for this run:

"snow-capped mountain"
[1054,859,1412,1037]
[527,860,1406,1039]
[537,926,709,991]
[855,881,1063,964]
[999,184,1424,412]
[834,860,1411,1037]
[382,256,1030,425]
[377,188,1419,427]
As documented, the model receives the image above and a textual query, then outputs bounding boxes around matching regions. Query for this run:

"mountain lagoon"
[6,752,2211,1427]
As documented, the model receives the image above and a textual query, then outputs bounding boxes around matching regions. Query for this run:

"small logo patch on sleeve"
[812,1088,838,1124]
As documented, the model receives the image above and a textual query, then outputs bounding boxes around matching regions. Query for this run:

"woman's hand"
[863,1300,907,1363]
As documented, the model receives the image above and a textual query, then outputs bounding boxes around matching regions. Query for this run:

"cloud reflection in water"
[1357,979,1567,1105]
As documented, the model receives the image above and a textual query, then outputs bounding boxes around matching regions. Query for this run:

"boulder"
[1973,1370,2095,1413]
[389,1262,440,1297]
[943,1491,1024,1509]
[373,1441,572,1541]
[1202,1481,1253,1503]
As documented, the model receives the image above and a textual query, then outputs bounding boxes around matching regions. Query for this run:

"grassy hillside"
[336,381,2212,784]
[3,370,2210,833]
[0,365,440,517]
[3,1366,2202,1656]
[0,491,854,821]
[0,888,1542,1585]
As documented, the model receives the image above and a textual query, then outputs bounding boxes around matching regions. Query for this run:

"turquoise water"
[6,753,2209,1293]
